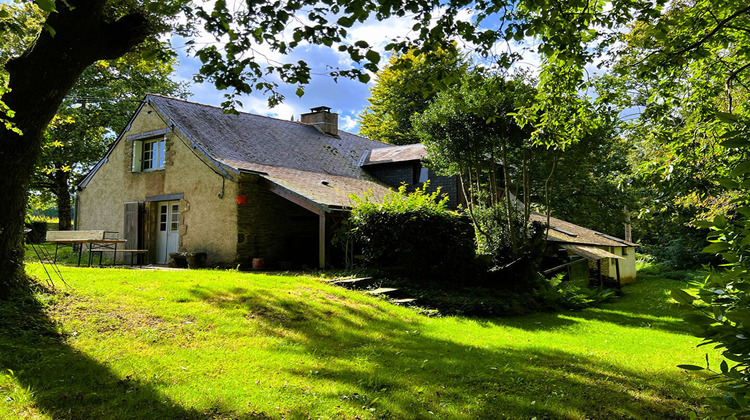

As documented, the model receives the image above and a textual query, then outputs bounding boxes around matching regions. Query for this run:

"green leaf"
[730,161,750,178]
[35,0,57,13]
[295,87,304,98]
[141,49,160,61]
[703,242,729,253]
[357,73,371,83]
[677,364,705,371]
[718,178,740,190]
[720,138,750,149]
[337,16,355,27]
[714,214,727,229]
[365,50,380,65]
[43,23,56,37]
[671,289,696,305]
[716,112,739,124]
[694,220,715,228]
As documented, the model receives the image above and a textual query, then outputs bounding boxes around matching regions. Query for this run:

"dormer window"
[132,137,166,172]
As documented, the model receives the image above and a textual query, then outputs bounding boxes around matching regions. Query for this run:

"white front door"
[156,201,180,263]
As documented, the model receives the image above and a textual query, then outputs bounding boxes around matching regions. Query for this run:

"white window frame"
[132,136,166,172]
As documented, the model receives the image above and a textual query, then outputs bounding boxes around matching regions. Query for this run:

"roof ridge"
[145,93,321,128]
[144,93,389,145]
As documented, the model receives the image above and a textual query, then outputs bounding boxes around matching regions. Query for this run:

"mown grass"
[0,263,720,419]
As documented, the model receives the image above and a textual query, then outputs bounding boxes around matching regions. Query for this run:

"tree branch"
[669,5,750,58]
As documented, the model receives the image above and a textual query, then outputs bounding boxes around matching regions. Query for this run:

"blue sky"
[171,38,376,133]
[1,0,544,133]
[166,8,438,134]
[166,6,517,134]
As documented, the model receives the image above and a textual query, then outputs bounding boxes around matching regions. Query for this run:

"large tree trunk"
[0,0,150,298]
[54,170,72,231]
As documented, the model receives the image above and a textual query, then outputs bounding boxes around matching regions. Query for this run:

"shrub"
[345,183,476,284]
[673,213,750,417]
[471,204,547,289]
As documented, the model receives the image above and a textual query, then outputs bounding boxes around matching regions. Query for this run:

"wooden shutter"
[132,141,143,172]
[123,202,144,249]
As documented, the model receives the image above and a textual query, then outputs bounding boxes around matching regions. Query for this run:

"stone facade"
[77,103,239,265]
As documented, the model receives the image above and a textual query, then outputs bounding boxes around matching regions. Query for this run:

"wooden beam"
[319,210,326,269]
[542,258,586,275]
[126,127,172,141]
[615,258,621,288]
[262,180,325,215]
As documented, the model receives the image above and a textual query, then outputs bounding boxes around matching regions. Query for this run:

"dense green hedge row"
[345,184,476,284]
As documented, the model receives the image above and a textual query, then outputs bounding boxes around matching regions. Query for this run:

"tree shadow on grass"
[481,307,696,335]
[0,285,236,419]
[188,285,712,419]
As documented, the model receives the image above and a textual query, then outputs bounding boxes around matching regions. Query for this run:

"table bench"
[46,230,146,266]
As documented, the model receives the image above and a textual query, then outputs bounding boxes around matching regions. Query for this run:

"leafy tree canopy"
[358,47,466,145]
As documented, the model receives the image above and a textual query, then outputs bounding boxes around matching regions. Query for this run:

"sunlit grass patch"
[0,264,720,419]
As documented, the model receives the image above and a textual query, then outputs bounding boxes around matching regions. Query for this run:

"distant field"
[0,264,719,419]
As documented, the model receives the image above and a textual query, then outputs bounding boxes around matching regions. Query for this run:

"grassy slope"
[0,264,720,419]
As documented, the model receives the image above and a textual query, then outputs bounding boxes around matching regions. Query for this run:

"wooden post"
[319,211,326,269]
[615,258,621,288]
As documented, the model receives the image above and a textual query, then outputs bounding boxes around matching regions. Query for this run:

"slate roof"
[146,95,393,209]
[361,143,427,166]
[530,212,637,247]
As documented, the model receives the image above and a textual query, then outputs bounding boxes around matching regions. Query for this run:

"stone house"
[77,94,635,281]
[76,95,460,268]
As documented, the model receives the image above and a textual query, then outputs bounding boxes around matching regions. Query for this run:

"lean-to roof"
[361,143,427,165]
[530,212,637,248]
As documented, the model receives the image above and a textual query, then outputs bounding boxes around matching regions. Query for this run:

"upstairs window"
[133,137,166,172]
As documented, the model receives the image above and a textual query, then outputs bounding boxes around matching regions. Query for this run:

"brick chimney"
[301,106,338,136]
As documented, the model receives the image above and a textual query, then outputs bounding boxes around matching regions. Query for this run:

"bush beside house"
[345,183,476,284]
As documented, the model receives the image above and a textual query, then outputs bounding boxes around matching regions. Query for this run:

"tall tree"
[603,1,750,266]
[603,1,750,414]
[358,47,465,145]
[0,0,674,297]
[31,54,188,230]
[529,107,633,239]
[413,70,535,254]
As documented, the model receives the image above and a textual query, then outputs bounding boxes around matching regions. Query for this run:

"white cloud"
[339,114,359,132]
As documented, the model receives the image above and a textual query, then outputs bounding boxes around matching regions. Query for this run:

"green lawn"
[0,263,720,419]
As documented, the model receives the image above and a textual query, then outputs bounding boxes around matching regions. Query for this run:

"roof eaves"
[595,232,638,247]
[260,174,331,213]
[147,96,237,180]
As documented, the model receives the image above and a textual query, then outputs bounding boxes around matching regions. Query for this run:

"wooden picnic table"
[46,230,127,267]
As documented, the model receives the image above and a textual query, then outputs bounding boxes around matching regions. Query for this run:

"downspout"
[72,192,79,230]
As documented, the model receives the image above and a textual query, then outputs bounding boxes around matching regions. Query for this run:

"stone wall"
[235,180,319,269]
[77,103,239,264]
